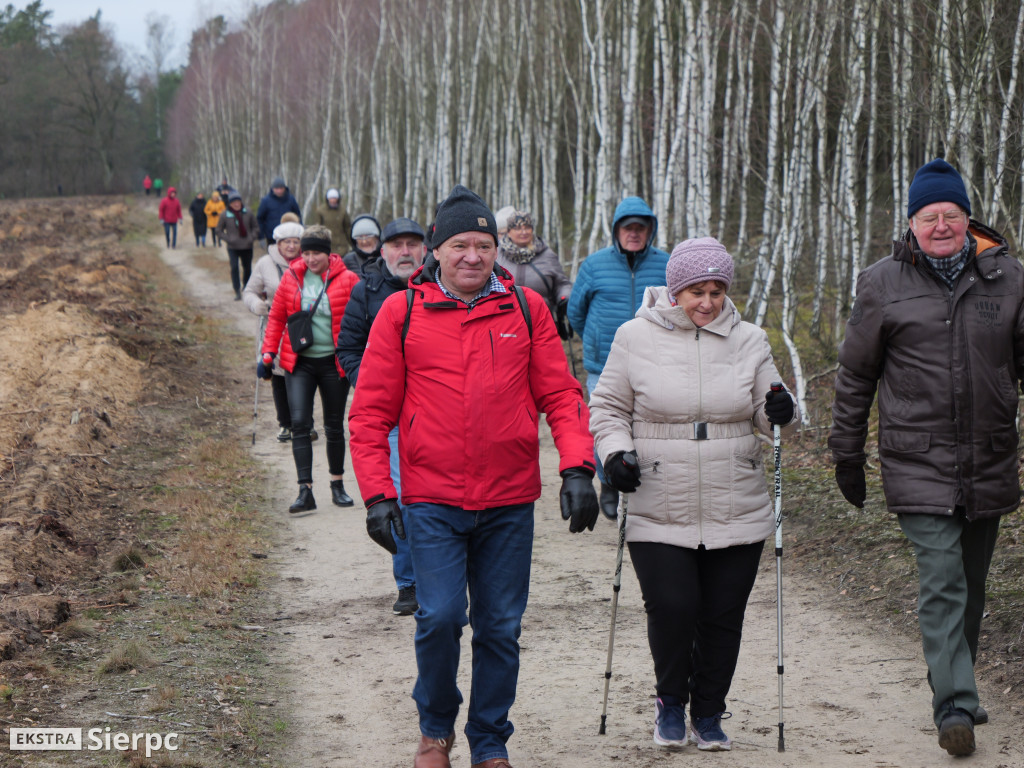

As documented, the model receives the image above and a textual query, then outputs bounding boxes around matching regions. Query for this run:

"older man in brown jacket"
[829,158,1024,758]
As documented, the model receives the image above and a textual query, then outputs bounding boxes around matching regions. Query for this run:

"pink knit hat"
[667,237,733,294]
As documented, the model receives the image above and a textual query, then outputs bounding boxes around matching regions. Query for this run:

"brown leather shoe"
[414,733,455,768]
[471,760,514,768]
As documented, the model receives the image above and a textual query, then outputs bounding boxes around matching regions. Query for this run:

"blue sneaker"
[690,712,732,751]
[653,696,688,749]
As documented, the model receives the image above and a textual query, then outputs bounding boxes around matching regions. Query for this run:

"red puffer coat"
[348,259,594,511]
[261,253,358,376]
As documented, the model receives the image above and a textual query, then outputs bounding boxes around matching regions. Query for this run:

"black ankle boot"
[599,482,619,520]
[289,485,316,514]
[330,479,354,507]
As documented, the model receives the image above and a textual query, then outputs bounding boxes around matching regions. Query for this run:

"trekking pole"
[567,331,578,378]
[252,316,267,445]
[771,381,785,752]
[599,452,637,735]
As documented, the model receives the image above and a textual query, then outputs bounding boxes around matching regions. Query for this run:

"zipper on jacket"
[696,327,705,546]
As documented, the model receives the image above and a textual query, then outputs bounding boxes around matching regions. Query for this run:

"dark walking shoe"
[330,479,354,507]
[653,696,687,749]
[690,712,732,751]
[276,427,292,442]
[414,733,455,768]
[234,290,242,300]
[393,586,418,616]
[599,482,619,520]
[938,708,975,756]
[309,428,318,441]
[974,704,988,725]
[288,485,316,515]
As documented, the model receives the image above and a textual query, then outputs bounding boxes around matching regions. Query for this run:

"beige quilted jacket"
[589,286,799,549]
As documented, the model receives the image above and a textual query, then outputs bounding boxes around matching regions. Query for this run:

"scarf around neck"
[499,233,538,264]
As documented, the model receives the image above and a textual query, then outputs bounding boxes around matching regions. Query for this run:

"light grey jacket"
[243,246,294,376]
[589,286,799,549]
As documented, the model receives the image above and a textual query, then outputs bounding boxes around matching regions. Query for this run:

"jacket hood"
[612,196,658,256]
[267,183,291,195]
[167,187,177,195]
[350,213,381,240]
[894,220,1009,280]
[636,284,740,337]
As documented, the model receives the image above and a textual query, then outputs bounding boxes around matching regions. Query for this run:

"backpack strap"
[401,285,532,354]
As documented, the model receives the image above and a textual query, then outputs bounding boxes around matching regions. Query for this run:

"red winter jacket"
[261,253,359,376]
[348,258,594,511]
[158,189,182,223]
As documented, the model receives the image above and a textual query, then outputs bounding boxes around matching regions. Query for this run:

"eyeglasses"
[914,209,967,227]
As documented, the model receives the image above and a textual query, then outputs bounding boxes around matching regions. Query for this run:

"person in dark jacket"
[257,176,302,244]
[337,217,426,618]
[342,214,382,278]
[348,186,599,768]
[216,192,259,300]
[188,192,208,247]
[566,196,670,519]
[495,209,573,337]
[829,158,1024,758]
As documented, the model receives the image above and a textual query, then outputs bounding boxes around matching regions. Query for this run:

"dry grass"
[98,640,154,674]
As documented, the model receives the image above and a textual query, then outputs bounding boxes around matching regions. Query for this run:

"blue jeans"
[404,502,534,764]
[388,427,414,589]
[162,221,177,248]
[586,372,607,483]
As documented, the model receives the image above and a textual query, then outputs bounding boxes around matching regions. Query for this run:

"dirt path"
[159,239,1023,768]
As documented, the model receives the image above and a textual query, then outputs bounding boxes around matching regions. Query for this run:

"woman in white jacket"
[243,217,314,442]
[589,237,799,752]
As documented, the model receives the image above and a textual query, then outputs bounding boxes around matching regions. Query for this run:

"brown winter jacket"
[495,238,573,314]
[215,206,259,250]
[829,222,1024,520]
[589,287,799,549]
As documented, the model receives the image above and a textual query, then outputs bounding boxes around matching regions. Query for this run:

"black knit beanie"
[300,235,332,254]
[428,185,497,249]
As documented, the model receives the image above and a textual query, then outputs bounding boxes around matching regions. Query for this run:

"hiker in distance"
[829,157,1024,757]
[567,196,670,519]
[336,217,428,617]
[589,237,798,751]
[259,224,359,514]
[348,185,599,768]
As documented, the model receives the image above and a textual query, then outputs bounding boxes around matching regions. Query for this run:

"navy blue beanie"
[907,158,971,218]
[428,185,497,249]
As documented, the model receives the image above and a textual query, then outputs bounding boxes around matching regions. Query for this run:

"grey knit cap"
[667,237,734,294]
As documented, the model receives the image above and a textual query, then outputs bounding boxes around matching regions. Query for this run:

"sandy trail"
[159,239,1023,768]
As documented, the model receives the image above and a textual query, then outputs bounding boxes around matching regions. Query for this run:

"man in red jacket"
[348,185,599,768]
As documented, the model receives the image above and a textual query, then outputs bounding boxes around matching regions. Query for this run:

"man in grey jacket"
[829,158,1024,757]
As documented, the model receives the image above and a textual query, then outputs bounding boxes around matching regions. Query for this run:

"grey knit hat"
[667,237,734,294]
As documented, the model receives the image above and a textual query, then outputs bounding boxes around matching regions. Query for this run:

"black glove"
[603,450,641,493]
[555,297,572,340]
[257,353,275,380]
[366,499,405,554]
[764,388,794,426]
[835,463,866,508]
[559,467,599,533]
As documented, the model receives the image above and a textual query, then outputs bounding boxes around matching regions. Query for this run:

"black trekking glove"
[559,467,599,533]
[835,462,866,508]
[555,297,572,340]
[764,387,794,426]
[603,450,641,493]
[366,499,405,554]
[257,353,275,380]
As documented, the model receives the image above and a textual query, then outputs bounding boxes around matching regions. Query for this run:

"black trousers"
[628,539,764,717]
[227,248,253,293]
[271,375,290,428]
[284,355,349,484]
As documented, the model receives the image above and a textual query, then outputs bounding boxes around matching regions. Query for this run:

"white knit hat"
[273,221,304,241]
[494,205,516,231]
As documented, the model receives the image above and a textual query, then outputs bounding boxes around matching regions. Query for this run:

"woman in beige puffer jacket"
[589,237,798,752]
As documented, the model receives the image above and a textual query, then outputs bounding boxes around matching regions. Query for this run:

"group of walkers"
[179,156,1008,766]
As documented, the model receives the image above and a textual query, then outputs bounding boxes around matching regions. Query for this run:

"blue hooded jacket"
[256,184,302,240]
[567,197,670,376]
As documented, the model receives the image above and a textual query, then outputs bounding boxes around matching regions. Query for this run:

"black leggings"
[628,539,763,717]
[284,355,349,484]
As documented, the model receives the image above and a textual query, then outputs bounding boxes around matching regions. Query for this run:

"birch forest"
[168,0,1024,422]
